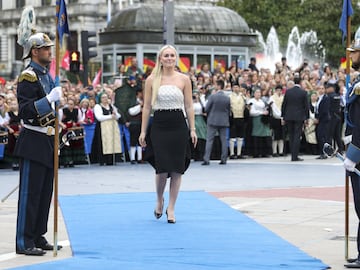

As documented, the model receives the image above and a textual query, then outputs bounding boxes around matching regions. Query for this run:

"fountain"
[255,27,281,73]
[285,26,303,70]
[265,26,281,66]
[254,26,325,72]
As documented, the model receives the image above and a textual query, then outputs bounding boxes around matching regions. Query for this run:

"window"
[41,0,52,6]
[16,0,25,8]
[14,36,23,61]
[103,53,114,74]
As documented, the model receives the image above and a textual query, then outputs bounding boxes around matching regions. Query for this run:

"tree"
[218,0,360,68]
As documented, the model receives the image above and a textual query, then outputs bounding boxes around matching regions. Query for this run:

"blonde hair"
[151,44,178,106]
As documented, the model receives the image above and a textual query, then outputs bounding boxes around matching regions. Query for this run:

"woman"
[305,92,318,155]
[192,90,207,161]
[79,98,95,160]
[58,98,85,167]
[79,98,95,125]
[91,92,122,166]
[139,45,197,224]
[128,90,144,164]
[6,99,21,170]
[269,85,285,157]
[248,89,272,158]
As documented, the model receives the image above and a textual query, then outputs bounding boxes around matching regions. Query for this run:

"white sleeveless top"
[152,85,184,111]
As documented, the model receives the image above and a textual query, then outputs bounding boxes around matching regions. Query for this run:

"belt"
[154,108,183,112]
[23,124,55,136]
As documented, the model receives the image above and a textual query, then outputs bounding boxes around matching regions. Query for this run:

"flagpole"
[53,0,61,257]
[345,0,352,261]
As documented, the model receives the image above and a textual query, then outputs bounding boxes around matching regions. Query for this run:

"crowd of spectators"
[0,55,351,168]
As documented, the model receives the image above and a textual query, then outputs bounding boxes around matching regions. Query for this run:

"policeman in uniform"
[344,28,360,268]
[14,32,62,256]
[326,83,344,155]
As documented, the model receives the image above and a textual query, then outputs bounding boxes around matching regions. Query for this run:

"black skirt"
[145,110,191,175]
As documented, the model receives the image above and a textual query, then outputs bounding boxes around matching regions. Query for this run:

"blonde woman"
[139,45,197,224]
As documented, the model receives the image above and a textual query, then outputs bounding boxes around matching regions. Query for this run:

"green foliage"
[218,0,360,68]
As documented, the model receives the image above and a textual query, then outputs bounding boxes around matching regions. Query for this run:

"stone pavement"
[0,154,356,269]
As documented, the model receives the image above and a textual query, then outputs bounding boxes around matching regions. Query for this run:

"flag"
[61,50,70,70]
[49,58,56,79]
[92,69,102,88]
[179,57,190,73]
[339,0,353,43]
[56,0,70,46]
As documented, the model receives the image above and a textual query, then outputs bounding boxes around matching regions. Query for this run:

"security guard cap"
[22,32,54,60]
[348,26,360,52]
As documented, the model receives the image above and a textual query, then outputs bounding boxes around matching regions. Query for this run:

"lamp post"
[163,0,174,45]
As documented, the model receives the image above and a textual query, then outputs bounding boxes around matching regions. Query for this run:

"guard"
[344,27,360,268]
[14,30,63,256]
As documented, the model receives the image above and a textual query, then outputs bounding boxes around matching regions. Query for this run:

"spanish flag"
[340,57,352,69]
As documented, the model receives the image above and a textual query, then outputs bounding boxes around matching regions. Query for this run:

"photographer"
[295,59,309,74]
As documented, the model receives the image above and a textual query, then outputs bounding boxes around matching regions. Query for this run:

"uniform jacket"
[346,77,360,163]
[14,61,56,168]
[315,94,331,123]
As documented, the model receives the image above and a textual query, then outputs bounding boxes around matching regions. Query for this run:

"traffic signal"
[81,30,97,64]
[69,51,80,73]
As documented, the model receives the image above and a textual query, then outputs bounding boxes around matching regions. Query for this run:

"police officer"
[326,83,344,154]
[343,28,360,268]
[14,32,62,256]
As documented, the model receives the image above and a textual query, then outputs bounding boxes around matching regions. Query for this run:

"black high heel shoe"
[166,209,176,224]
[154,198,164,219]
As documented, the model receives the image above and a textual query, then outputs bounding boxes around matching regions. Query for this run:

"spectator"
[91,92,122,166]
[281,75,309,161]
[5,98,21,170]
[248,88,272,158]
[58,97,85,167]
[269,85,285,157]
[229,83,247,159]
[202,79,230,165]
[314,84,330,160]
[248,57,259,73]
[127,90,144,164]
[304,92,318,155]
[192,90,207,161]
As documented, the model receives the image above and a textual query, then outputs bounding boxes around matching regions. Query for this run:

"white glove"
[344,158,356,172]
[46,86,62,103]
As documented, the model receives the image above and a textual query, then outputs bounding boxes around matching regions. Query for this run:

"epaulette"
[18,68,38,83]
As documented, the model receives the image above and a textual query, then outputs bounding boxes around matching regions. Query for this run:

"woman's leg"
[167,172,182,221]
[155,173,167,214]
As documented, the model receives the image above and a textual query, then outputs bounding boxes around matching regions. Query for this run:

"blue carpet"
[13,191,328,270]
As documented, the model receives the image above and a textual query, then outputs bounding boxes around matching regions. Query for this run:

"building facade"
[0,0,255,83]
[0,0,138,79]
[100,0,257,83]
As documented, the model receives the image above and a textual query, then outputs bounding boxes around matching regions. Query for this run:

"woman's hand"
[139,132,146,147]
[190,130,197,147]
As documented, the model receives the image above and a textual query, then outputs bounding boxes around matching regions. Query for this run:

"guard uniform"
[345,75,360,266]
[327,86,343,153]
[14,60,56,252]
